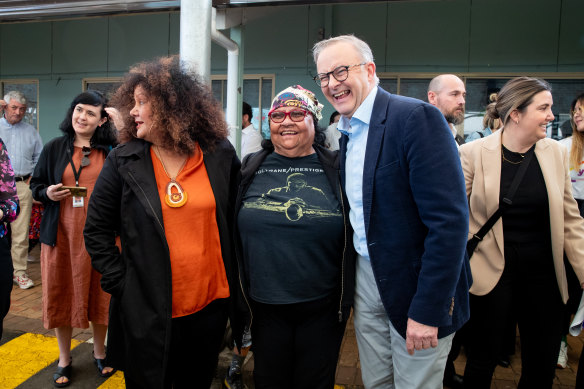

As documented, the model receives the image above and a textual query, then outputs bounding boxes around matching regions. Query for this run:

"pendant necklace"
[154,146,188,208]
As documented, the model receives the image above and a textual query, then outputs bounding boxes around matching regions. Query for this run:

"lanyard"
[68,149,84,187]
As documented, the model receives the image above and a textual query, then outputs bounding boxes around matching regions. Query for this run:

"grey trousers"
[354,255,454,389]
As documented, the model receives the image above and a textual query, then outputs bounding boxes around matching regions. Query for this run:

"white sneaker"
[13,274,34,289]
[557,340,568,369]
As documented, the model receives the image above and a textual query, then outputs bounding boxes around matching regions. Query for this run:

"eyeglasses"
[81,146,91,167]
[573,106,584,117]
[269,109,309,123]
[313,63,367,87]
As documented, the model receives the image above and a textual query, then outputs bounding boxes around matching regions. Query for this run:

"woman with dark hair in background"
[84,56,244,389]
[459,77,584,388]
[0,137,19,342]
[30,90,117,387]
[236,85,355,389]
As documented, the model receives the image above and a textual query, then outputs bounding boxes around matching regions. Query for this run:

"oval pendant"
[165,180,188,208]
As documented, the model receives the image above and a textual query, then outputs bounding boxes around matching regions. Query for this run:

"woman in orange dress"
[30,90,117,387]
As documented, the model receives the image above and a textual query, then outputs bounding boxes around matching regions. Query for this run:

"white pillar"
[211,8,240,146]
[180,0,212,83]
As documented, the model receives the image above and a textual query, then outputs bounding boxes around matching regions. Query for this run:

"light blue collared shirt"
[0,117,43,176]
[337,86,378,260]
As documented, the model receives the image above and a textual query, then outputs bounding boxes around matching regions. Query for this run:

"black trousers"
[125,298,228,389]
[0,235,13,341]
[251,294,347,389]
[463,242,564,389]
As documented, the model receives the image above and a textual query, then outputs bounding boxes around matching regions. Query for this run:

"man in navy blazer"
[313,35,471,389]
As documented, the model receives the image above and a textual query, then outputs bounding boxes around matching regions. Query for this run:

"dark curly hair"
[110,56,228,154]
[59,90,117,148]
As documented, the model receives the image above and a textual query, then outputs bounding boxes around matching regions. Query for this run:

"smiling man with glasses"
[313,35,471,389]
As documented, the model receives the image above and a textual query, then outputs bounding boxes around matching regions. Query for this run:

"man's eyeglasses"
[313,63,367,87]
[81,146,91,167]
[572,106,584,117]
[269,109,309,123]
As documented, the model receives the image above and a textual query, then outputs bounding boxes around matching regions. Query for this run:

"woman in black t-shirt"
[233,85,355,389]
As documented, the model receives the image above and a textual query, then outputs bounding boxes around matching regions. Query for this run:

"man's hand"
[405,318,438,355]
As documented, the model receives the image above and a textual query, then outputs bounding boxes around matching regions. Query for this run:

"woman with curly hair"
[84,56,245,389]
[30,90,117,387]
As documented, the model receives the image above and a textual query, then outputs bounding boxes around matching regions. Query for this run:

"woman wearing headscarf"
[84,56,245,389]
[30,90,117,387]
[235,85,355,389]
[459,77,584,388]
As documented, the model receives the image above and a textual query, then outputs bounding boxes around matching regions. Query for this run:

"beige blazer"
[460,129,584,303]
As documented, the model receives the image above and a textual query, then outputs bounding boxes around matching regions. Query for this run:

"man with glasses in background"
[313,35,471,389]
[0,91,43,289]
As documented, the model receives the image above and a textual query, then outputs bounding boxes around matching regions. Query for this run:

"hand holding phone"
[59,186,88,197]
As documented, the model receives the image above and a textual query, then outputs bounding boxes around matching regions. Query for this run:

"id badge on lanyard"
[72,196,84,208]
[69,149,85,208]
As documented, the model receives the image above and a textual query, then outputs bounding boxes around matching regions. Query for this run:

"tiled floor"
[6,244,584,388]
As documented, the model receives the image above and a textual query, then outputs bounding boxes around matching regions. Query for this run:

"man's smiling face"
[316,41,376,120]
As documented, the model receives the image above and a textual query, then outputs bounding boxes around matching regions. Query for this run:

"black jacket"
[30,135,110,246]
[83,138,246,389]
[234,141,356,332]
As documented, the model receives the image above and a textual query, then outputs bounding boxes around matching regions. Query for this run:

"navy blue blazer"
[340,87,471,339]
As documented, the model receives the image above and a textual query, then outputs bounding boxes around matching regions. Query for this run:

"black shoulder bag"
[466,150,534,258]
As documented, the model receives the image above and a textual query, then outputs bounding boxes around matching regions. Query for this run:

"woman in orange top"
[84,56,245,389]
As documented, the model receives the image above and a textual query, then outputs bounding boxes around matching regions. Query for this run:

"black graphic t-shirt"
[238,152,344,304]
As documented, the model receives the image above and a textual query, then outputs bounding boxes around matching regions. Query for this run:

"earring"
[515,120,519,125]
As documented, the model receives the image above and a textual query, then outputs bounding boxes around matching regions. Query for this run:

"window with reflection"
[212,75,275,139]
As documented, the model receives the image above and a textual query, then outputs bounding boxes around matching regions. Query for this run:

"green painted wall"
[0,0,583,142]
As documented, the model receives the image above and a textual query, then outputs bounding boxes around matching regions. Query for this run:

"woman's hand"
[105,107,124,131]
[47,184,71,202]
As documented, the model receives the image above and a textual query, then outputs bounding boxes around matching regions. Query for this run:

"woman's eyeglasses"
[313,63,366,87]
[81,146,91,167]
[269,109,309,123]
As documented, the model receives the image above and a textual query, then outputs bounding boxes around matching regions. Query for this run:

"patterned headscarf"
[269,85,323,122]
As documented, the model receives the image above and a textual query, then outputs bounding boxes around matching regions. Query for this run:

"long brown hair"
[569,93,584,171]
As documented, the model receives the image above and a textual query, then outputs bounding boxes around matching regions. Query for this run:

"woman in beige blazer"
[459,77,584,389]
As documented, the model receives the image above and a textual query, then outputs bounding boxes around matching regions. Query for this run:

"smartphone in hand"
[59,186,88,197]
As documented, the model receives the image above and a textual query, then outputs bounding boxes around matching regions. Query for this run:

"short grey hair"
[3,90,27,105]
[312,34,380,85]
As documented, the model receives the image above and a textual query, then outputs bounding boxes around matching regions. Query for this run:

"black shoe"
[498,356,511,368]
[443,373,464,389]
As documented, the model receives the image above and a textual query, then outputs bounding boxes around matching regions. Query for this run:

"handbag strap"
[471,148,534,243]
